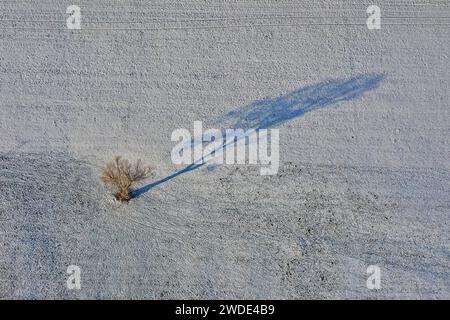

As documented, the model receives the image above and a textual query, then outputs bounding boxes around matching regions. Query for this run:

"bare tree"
[101,156,154,202]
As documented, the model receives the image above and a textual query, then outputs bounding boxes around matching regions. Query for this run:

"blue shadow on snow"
[131,73,384,199]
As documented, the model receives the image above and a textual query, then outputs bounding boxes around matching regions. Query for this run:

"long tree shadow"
[131,73,384,198]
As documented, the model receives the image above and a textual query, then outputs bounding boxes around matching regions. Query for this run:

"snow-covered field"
[0,1,449,299]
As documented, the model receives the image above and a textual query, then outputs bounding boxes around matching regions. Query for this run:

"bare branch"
[101,156,154,202]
